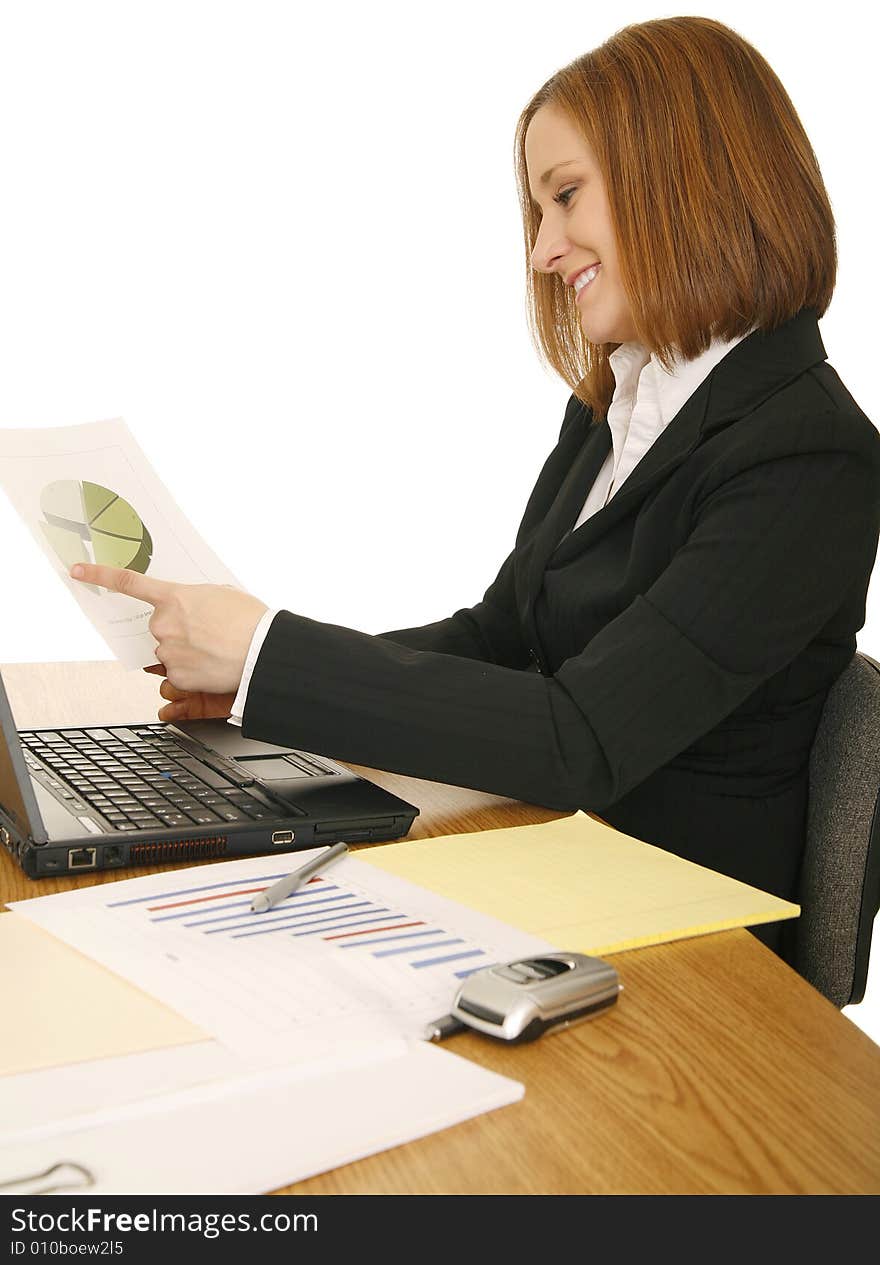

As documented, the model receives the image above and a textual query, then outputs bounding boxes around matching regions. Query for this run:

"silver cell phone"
[426,952,622,1045]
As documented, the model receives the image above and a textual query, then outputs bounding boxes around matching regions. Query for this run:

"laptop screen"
[0,673,45,843]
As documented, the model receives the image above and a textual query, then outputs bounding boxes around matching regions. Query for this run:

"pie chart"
[39,480,153,579]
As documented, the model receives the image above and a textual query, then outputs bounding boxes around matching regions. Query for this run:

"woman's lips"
[575,264,601,302]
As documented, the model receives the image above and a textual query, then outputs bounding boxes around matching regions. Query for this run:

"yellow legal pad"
[359,810,799,956]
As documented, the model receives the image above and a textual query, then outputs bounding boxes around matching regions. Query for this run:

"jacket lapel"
[552,374,713,561]
[518,418,610,615]
[515,307,829,663]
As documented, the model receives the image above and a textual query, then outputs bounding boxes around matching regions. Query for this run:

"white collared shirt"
[570,330,751,532]
[229,327,752,726]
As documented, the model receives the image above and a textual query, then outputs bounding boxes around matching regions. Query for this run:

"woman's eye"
[553,186,576,208]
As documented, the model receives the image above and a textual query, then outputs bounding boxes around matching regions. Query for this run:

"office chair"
[796,651,880,1008]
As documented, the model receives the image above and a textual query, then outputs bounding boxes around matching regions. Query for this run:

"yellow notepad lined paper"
[360,810,799,956]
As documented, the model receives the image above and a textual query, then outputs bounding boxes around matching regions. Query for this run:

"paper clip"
[0,1161,95,1195]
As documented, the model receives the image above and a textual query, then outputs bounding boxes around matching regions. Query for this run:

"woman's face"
[525,105,638,345]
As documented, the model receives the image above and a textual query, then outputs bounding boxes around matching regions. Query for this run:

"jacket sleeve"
[375,548,529,668]
[241,423,880,812]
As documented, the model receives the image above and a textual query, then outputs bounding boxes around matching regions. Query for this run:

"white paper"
[8,851,556,1063]
[0,1038,405,1150]
[0,1041,252,1144]
[0,1042,523,1194]
[0,418,242,667]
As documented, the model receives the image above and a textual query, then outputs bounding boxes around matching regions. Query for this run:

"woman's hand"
[143,663,237,723]
[69,563,268,694]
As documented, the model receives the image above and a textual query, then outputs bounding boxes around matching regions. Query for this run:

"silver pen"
[251,841,349,913]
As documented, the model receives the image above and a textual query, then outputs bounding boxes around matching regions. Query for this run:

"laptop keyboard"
[18,725,311,832]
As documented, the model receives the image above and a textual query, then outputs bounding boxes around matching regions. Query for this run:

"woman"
[71,16,880,965]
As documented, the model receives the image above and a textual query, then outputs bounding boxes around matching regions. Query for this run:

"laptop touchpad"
[237,757,310,780]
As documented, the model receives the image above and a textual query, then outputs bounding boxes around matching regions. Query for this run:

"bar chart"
[109,868,492,978]
[10,853,556,1061]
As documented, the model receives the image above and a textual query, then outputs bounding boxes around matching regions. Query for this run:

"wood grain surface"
[3,661,880,1193]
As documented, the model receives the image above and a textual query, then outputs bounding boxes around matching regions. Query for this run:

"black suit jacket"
[243,308,880,908]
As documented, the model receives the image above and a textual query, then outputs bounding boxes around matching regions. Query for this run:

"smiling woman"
[524,107,637,349]
[71,15,880,980]
[513,15,837,422]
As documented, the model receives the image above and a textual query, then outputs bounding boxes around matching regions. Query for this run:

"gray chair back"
[796,652,880,1007]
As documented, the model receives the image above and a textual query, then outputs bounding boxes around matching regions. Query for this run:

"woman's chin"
[580,310,637,346]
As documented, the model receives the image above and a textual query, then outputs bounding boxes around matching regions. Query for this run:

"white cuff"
[227,608,280,727]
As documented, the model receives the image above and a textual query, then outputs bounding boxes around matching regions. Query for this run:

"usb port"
[271,830,295,845]
[68,847,97,869]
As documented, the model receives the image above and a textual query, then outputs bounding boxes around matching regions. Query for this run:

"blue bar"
[206,901,382,936]
[411,950,486,969]
[338,930,442,949]
[292,914,412,938]
[373,938,463,959]
[200,904,376,935]
[152,898,254,922]
[233,909,400,940]
[107,872,293,907]
[455,963,492,978]
[230,919,333,940]
[182,891,353,928]
[150,885,343,922]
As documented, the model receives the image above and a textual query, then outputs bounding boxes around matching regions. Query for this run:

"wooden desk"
[3,661,880,1195]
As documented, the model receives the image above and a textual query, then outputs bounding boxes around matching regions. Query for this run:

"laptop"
[0,667,419,878]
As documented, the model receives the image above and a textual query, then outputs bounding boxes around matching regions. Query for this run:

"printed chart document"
[0,418,241,667]
[7,851,556,1064]
[3,851,539,1193]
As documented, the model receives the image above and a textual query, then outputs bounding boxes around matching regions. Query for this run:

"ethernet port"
[68,847,97,869]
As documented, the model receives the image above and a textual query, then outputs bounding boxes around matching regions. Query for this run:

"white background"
[1,2,878,1037]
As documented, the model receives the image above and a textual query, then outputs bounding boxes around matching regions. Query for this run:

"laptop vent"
[129,836,228,864]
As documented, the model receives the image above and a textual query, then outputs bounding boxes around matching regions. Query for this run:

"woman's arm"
[240,427,880,812]
[375,548,530,667]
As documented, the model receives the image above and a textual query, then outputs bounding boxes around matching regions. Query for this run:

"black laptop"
[0,668,418,878]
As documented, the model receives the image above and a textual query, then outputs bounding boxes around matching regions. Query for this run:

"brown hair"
[513,16,836,421]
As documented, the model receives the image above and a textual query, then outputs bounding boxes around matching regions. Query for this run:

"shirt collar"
[608,330,754,428]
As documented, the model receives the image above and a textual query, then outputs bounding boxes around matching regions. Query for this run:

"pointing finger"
[69,564,174,605]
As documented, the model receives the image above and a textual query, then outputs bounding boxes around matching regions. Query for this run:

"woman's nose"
[530,226,565,276]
